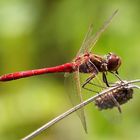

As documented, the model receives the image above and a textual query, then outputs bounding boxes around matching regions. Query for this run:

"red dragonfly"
[0,10,121,132]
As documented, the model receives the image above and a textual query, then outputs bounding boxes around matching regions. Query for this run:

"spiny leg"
[102,71,123,87]
[82,74,96,88]
[82,59,99,88]
[88,82,106,89]
[110,71,123,83]
[102,72,110,87]
[82,81,106,93]
[115,71,119,75]
[83,86,99,93]
[82,60,100,92]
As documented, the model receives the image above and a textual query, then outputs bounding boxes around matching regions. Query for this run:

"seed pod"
[94,85,134,110]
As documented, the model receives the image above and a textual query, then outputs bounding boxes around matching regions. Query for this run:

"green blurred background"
[0,0,140,140]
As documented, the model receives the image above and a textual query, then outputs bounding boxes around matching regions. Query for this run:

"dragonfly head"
[106,52,121,72]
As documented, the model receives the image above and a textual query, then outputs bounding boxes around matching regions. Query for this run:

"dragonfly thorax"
[78,53,106,73]
[77,52,121,74]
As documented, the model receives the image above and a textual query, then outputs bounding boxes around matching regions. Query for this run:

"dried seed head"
[94,85,134,110]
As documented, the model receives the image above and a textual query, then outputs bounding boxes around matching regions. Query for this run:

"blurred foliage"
[0,0,140,140]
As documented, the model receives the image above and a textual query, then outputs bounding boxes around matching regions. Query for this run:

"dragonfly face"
[106,52,121,72]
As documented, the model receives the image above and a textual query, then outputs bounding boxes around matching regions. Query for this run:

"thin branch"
[22,79,140,140]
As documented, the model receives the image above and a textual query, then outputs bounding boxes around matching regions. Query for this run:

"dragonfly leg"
[82,60,99,91]
[82,81,106,93]
[116,71,119,74]
[110,71,123,83]
[102,72,110,87]
[82,86,99,93]
[88,82,106,89]
[82,74,96,88]
[82,59,99,88]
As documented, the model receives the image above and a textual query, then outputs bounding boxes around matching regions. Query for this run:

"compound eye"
[107,53,121,71]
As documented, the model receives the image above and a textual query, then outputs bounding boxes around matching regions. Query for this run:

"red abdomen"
[0,63,74,81]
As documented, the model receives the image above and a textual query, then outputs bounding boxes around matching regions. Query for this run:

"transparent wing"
[76,23,93,57]
[64,71,87,132]
[77,9,118,56]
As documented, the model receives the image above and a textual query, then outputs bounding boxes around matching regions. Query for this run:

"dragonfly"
[0,10,121,132]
